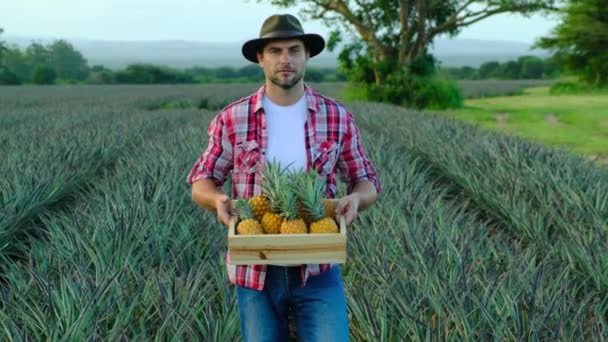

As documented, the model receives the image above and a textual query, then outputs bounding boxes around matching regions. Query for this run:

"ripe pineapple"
[261,212,282,234]
[249,195,270,221]
[323,198,337,218]
[235,199,264,235]
[278,171,307,234]
[260,160,284,234]
[279,193,308,234]
[297,170,339,234]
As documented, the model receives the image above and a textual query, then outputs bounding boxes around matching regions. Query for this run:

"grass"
[436,87,608,157]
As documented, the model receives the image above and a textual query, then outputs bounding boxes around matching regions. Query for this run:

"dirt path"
[495,112,509,129]
[544,113,561,126]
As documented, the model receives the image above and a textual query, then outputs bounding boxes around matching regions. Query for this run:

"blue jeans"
[236,265,349,342]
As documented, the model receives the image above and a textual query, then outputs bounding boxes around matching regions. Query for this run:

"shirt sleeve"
[336,110,382,195]
[187,112,233,187]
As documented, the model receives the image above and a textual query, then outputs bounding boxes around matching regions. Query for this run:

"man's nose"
[279,51,289,63]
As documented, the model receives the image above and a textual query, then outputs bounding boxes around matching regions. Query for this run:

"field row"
[0,85,606,340]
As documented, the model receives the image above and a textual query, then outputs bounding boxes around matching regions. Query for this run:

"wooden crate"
[228,216,347,265]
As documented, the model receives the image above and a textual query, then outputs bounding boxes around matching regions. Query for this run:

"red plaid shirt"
[187,84,381,290]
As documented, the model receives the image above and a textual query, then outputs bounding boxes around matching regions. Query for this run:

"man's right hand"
[192,178,233,227]
[216,194,233,227]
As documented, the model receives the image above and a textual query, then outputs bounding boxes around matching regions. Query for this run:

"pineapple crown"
[235,198,255,220]
[296,169,326,221]
[261,159,287,213]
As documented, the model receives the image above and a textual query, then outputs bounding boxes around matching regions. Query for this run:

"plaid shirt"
[187,84,381,290]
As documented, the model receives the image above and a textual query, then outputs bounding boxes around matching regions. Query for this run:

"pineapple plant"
[235,199,264,235]
[296,170,339,234]
[260,160,284,234]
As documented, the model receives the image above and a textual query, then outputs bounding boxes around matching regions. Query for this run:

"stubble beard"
[270,69,304,90]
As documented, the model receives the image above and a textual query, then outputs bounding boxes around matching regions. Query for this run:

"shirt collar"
[252,83,320,115]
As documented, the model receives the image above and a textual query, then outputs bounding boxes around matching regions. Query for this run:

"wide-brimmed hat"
[241,14,325,63]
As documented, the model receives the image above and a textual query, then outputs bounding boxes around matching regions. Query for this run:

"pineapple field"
[1,84,607,340]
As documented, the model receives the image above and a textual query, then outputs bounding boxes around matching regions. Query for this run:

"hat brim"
[241,33,325,63]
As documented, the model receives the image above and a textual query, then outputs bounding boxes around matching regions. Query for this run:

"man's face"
[257,39,309,90]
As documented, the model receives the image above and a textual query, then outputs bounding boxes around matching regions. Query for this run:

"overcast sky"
[2,0,559,44]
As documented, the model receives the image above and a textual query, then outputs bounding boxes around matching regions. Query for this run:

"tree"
[48,40,89,80]
[518,56,545,79]
[0,28,20,85]
[25,43,51,69]
[259,0,557,107]
[497,60,521,79]
[0,28,6,64]
[536,0,608,87]
[2,47,29,81]
[478,61,500,79]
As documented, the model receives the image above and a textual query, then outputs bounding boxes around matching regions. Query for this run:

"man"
[188,14,381,341]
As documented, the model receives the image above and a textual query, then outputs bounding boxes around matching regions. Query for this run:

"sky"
[1,0,559,44]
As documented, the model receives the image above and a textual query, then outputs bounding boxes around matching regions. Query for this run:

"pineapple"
[235,199,263,235]
[278,170,307,234]
[323,198,337,218]
[279,191,308,234]
[297,170,339,234]
[249,195,270,221]
[260,160,284,234]
[261,212,282,234]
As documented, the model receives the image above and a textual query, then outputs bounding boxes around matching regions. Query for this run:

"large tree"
[536,0,608,87]
[48,40,89,81]
[0,28,6,63]
[258,0,558,106]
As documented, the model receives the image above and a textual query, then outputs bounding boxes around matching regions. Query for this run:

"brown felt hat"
[241,14,325,63]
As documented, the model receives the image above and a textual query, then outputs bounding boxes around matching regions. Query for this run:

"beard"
[269,69,304,90]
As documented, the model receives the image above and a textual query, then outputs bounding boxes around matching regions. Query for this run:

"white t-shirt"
[263,95,308,172]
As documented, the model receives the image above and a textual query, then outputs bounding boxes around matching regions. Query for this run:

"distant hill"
[4,35,548,69]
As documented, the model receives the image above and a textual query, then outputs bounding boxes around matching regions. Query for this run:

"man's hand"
[215,194,233,227]
[333,180,378,226]
[335,193,361,226]
[192,178,233,227]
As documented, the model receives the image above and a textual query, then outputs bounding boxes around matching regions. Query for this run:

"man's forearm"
[350,180,378,211]
[192,178,227,211]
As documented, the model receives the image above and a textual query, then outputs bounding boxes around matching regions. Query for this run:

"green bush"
[549,81,596,94]
[0,66,20,85]
[87,70,115,84]
[32,65,57,85]
[412,75,464,109]
[344,72,463,109]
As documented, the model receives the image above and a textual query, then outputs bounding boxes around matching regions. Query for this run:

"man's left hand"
[334,193,361,226]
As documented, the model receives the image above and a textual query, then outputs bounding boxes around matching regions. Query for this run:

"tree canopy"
[536,0,608,87]
[258,0,558,107]
[0,28,7,63]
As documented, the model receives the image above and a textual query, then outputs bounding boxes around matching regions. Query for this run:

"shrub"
[344,72,463,109]
[412,75,464,109]
[32,65,57,85]
[0,66,20,85]
[87,70,115,84]
[549,81,598,94]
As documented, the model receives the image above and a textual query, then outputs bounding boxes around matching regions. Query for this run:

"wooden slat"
[228,214,348,265]
[230,249,346,265]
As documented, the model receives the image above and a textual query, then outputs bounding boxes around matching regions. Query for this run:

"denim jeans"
[236,265,349,342]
